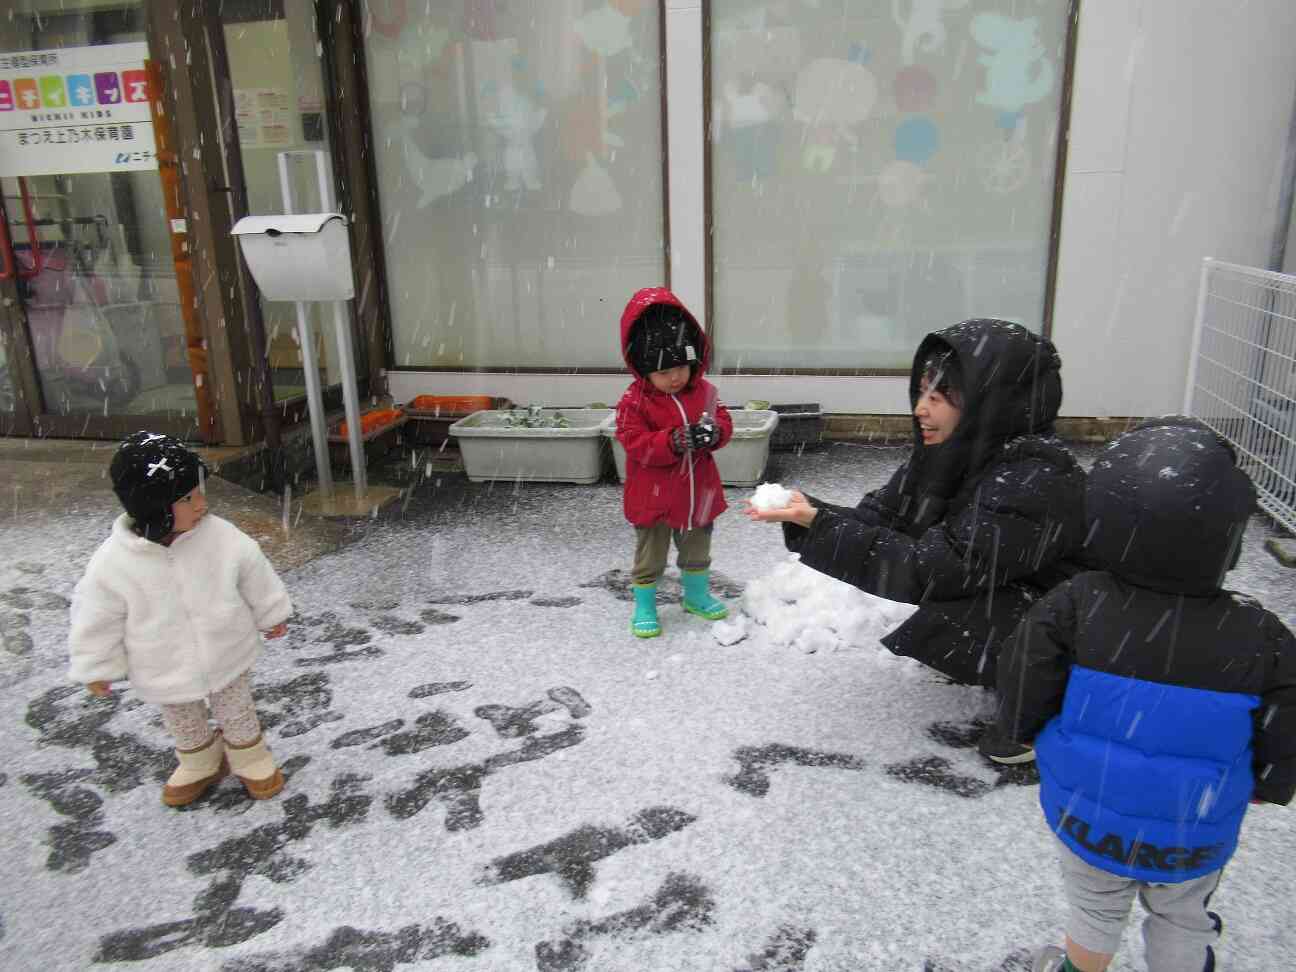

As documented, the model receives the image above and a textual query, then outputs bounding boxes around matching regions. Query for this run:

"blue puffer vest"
[1037,666,1257,882]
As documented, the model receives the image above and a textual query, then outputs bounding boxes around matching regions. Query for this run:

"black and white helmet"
[109,431,207,540]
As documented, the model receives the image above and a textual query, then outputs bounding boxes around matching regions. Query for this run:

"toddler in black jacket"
[991,417,1296,972]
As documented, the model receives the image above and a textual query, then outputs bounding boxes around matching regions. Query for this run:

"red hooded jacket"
[616,287,733,530]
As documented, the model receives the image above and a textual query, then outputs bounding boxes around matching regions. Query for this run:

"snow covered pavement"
[1,443,1293,971]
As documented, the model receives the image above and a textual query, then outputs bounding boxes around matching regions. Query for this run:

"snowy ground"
[1,442,1293,972]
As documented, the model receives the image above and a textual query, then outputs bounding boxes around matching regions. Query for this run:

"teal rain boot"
[631,583,661,638]
[681,569,728,621]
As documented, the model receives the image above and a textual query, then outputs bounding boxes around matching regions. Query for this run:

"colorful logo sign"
[67,74,95,107]
[1,43,156,178]
[14,78,38,109]
[121,69,148,103]
[94,72,121,104]
[38,75,66,108]
[2,69,147,110]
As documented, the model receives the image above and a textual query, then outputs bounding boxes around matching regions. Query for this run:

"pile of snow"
[724,555,918,654]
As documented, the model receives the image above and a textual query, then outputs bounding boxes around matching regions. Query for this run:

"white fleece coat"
[68,514,293,704]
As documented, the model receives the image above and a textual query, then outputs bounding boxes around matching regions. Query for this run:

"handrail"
[0,177,43,280]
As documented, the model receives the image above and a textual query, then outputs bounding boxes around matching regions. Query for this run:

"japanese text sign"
[0,43,156,177]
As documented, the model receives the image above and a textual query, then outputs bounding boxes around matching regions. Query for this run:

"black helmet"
[628,304,700,378]
[110,431,207,541]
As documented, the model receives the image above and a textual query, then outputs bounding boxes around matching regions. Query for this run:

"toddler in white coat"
[68,431,293,806]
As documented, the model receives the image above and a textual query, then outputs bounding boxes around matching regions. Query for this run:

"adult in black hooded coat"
[746,319,1087,686]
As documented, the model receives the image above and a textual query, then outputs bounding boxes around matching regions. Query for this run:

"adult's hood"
[619,287,711,381]
[906,319,1063,489]
[1086,416,1255,595]
[910,318,1062,440]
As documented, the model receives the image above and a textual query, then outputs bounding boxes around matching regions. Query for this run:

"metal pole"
[276,153,296,214]
[277,151,334,496]
[295,150,365,499]
[1184,257,1213,415]
[276,150,334,213]
[296,305,334,496]
[316,151,335,211]
[1269,80,1296,273]
[333,299,367,497]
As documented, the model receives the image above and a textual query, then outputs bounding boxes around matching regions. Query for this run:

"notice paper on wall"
[0,42,157,176]
[234,87,294,148]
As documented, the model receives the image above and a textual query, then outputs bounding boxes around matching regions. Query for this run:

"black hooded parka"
[782,319,1087,685]
[995,417,1296,809]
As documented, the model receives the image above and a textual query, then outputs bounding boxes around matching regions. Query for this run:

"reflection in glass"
[4,172,195,417]
[363,1,666,369]
[223,0,336,402]
[1,0,198,418]
[710,1,1070,369]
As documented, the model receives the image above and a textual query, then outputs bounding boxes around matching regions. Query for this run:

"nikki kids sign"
[0,43,156,177]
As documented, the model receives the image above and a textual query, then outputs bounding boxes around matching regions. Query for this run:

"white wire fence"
[1185,258,1296,534]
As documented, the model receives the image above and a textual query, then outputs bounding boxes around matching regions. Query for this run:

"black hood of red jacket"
[619,287,710,383]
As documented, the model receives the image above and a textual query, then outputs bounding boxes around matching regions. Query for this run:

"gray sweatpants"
[1057,839,1222,972]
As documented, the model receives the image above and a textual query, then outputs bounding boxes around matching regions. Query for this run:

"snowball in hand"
[750,483,793,511]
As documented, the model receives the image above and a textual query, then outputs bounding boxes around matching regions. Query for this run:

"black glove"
[686,414,719,450]
[670,426,688,454]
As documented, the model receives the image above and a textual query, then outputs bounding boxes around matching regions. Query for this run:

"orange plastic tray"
[405,394,495,416]
[334,407,405,439]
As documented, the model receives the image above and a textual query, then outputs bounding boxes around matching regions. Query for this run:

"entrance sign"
[0,42,156,177]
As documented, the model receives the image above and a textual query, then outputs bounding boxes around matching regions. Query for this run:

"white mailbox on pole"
[232,209,370,503]
[231,214,353,301]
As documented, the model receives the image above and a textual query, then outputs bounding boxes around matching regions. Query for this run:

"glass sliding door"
[709,0,1072,370]
[363,0,667,370]
[0,1,201,432]
[221,0,339,403]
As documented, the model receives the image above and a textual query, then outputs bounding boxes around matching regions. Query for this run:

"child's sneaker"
[977,728,1036,764]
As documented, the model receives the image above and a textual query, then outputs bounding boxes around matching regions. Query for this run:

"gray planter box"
[449,409,614,484]
[605,409,779,488]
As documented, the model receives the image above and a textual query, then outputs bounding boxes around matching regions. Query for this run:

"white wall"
[1052,0,1296,418]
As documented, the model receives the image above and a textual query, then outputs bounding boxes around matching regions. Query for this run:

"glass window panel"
[363,1,665,369]
[223,0,335,402]
[1,1,199,418]
[709,1,1070,369]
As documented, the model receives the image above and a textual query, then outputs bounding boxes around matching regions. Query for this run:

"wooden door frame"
[148,0,388,445]
[146,0,261,446]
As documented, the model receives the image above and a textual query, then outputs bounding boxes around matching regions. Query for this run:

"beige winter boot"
[162,733,228,807]
[225,733,285,800]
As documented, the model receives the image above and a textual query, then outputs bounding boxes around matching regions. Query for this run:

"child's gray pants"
[1057,838,1222,972]
[632,524,713,586]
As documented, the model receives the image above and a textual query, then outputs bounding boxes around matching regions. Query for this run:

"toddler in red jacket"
[615,288,734,638]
